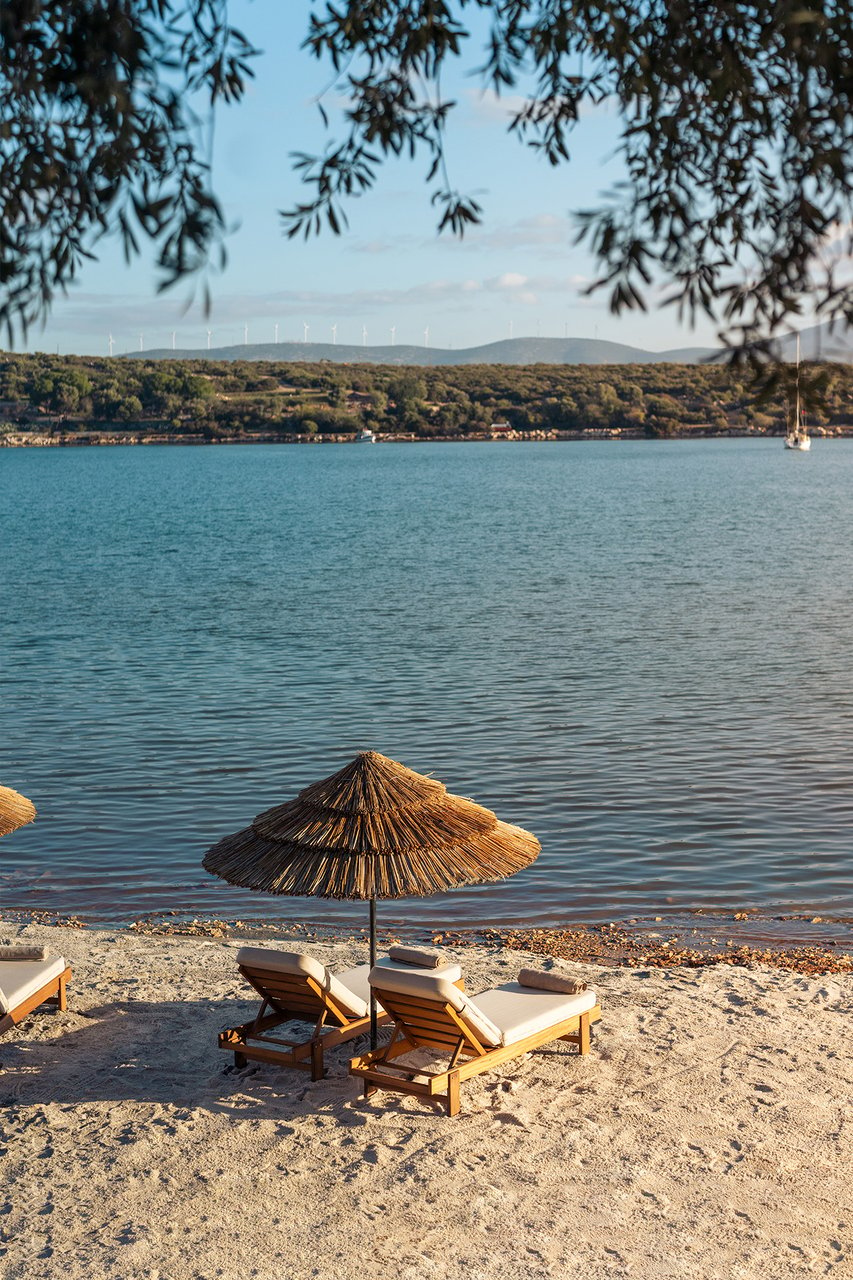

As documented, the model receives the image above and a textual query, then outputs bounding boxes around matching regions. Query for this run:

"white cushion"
[368,965,502,1048]
[235,948,465,1023]
[235,947,368,1018]
[333,963,373,1010]
[0,955,67,1014]
[335,957,463,1017]
[0,945,50,962]
[473,983,598,1046]
[373,955,463,984]
[387,944,447,968]
[236,946,326,979]
[369,967,597,1050]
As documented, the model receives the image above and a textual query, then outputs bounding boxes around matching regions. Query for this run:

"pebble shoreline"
[6,907,851,978]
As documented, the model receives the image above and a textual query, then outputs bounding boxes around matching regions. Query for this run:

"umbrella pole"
[369,896,378,1048]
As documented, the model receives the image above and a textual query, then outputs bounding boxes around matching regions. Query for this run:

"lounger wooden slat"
[374,989,490,1054]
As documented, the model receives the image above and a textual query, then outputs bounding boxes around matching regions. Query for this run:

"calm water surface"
[2,440,852,929]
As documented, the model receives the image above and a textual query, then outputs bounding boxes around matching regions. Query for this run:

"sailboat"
[784,336,811,451]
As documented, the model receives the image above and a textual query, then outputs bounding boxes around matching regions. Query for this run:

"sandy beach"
[1,919,850,1280]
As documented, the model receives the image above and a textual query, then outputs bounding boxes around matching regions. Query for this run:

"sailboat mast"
[784,332,810,448]
[795,334,801,431]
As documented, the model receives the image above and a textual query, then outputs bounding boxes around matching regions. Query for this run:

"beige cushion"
[0,945,50,962]
[235,947,368,1019]
[473,983,598,1046]
[0,955,67,1014]
[373,955,462,983]
[236,947,327,981]
[368,965,502,1048]
[333,963,373,1010]
[517,967,587,995]
[388,945,447,969]
[324,956,464,1014]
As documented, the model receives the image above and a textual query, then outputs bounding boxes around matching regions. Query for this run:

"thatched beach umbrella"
[203,750,541,1042]
[0,785,36,838]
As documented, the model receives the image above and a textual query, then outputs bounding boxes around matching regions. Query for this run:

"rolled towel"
[0,945,50,962]
[517,967,587,995]
[388,944,447,969]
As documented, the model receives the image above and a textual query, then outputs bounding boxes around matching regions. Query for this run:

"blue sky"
[23,3,725,358]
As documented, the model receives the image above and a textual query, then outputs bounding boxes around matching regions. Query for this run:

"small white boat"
[356,428,376,444]
[784,336,811,451]
[784,431,810,451]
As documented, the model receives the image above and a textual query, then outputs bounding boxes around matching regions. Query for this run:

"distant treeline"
[1,353,852,438]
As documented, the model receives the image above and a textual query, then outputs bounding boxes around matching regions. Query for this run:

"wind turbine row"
[109,322,436,356]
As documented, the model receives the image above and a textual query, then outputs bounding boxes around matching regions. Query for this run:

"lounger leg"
[446,1072,461,1117]
[310,1039,324,1081]
[57,974,68,1012]
[578,1013,590,1055]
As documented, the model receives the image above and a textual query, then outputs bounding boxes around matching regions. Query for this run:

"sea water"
[2,439,852,929]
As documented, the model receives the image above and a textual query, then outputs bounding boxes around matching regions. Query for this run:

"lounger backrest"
[368,965,502,1049]
[235,947,368,1019]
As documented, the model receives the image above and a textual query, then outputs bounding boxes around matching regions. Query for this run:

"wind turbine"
[362,325,367,347]
[509,320,513,340]
[108,334,114,357]
[138,333,144,351]
[243,323,249,345]
[274,323,279,344]
[171,331,176,351]
[390,325,396,346]
[331,324,337,345]
[207,329,212,350]
[303,322,310,343]
[423,326,429,349]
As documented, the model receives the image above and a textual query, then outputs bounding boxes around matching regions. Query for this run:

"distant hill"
[775,323,853,362]
[124,336,718,366]
[123,324,853,367]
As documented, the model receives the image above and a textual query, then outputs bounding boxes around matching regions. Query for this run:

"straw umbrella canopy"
[203,751,541,1040]
[0,785,36,838]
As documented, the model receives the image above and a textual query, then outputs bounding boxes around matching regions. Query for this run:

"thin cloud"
[31,270,606,353]
[463,87,618,127]
[484,271,593,302]
[464,214,573,252]
[493,272,528,289]
[350,213,575,257]
[442,212,576,255]
[352,236,419,254]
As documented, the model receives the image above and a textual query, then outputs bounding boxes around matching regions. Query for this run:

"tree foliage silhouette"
[1,0,257,343]
[3,1,852,366]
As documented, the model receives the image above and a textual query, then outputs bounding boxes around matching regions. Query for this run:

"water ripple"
[1,439,852,926]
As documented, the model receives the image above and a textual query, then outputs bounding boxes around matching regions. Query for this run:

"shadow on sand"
[0,997,390,1121]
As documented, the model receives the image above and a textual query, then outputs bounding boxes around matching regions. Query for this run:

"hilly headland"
[2,348,852,445]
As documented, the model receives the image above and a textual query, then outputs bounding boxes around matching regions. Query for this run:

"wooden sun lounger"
[350,967,601,1116]
[219,948,387,1081]
[220,948,466,1082]
[0,958,71,1035]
